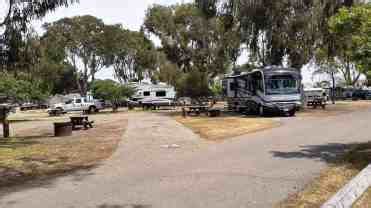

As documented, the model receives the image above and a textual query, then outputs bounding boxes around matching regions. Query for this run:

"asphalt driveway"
[0,108,370,208]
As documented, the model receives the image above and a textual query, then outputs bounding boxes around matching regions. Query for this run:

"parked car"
[365,90,371,100]
[50,97,103,114]
[352,89,368,100]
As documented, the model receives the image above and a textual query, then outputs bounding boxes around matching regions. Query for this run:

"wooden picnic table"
[70,116,94,130]
[186,105,210,116]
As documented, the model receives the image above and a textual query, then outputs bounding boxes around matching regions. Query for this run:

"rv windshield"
[265,75,299,95]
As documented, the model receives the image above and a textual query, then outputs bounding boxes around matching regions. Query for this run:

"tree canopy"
[91,79,135,111]
[328,4,371,85]
[103,24,158,83]
[1,0,78,70]
[1,0,371,104]
[42,15,111,96]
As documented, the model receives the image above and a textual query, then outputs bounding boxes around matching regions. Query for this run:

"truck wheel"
[287,109,296,117]
[259,105,265,117]
[89,106,97,114]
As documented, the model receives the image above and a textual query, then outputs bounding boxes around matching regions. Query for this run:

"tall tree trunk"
[345,58,352,86]
[80,60,89,97]
[331,71,336,104]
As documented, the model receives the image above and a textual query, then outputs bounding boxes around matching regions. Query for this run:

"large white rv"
[223,66,302,116]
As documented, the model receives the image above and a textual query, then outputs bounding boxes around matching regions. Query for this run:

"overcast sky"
[30,0,192,80]
[33,0,191,32]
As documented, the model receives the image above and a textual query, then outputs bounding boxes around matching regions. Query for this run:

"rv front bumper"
[264,101,302,112]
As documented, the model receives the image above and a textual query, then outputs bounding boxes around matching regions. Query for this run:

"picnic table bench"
[182,106,222,117]
[48,108,64,117]
[186,106,210,116]
[70,116,94,130]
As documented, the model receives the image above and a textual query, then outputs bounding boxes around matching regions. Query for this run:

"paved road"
[1,108,371,208]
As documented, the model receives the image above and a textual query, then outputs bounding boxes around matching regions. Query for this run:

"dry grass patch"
[175,115,279,141]
[7,109,52,122]
[0,114,127,187]
[277,142,371,208]
[297,101,371,118]
[354,188,371,208]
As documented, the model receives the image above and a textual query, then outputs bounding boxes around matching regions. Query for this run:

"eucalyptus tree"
[0,0,77,27]
[144,3,240,77]
[195,0,362,69]
[144,3,242,99]
[0,0,78,70]
[43,15,109,96]
[103,24,157,83]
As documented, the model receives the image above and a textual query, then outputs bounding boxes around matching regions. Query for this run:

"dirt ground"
[297,100,371,118]
[0,109,128,187]
[163,100,371,141]
[174,114,280,141]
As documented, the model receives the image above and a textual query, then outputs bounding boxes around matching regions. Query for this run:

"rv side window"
[143,91,150,96]
[156,91,166,97]
[75,99,82,104]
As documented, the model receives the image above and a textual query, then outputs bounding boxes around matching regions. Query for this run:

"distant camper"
[223,66,303,116]
[131,82,176,101]
[304,88,327,108]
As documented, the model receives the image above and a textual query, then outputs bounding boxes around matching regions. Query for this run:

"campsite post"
[0,105,10,138]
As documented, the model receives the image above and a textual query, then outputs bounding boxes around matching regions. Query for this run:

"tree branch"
[0,0,14,27]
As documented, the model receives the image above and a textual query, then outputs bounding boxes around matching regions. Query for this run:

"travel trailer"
[131,82,176,101]
[223,66,302,116]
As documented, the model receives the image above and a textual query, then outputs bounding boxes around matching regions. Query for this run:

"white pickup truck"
[52,97,103,114]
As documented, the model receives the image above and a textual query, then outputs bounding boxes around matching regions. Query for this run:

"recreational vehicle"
[223,66,302,116]
[131,82,176,101]
[129,82,176,108]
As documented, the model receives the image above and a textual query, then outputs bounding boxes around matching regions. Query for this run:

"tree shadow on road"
[0,165,99,204]
[271,142,371,170]
[271,143,351,163]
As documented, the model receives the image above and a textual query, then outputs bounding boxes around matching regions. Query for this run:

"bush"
[91,79,135,111]
[0,73,49,103]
